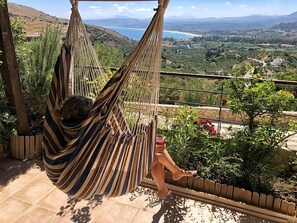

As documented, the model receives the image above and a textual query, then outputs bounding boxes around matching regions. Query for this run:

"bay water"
[104,26,198,41]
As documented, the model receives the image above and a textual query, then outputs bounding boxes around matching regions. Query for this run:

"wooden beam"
[0,0,30,135]
[78,0,157,1]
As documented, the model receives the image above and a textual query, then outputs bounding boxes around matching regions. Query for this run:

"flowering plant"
[198,118,217,136]
[221,98,228,106]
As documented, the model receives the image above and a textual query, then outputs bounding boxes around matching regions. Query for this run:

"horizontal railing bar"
[160,86,225,95]
[160,99,218,107]
[160,70,297,86]
[108,67,297,86]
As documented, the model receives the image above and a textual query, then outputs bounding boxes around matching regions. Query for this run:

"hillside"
[7,2,69,36]
[7,2,133,48]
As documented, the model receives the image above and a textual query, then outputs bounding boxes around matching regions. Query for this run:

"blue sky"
[8,0,297,19]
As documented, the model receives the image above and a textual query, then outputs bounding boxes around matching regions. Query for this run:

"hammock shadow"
[0,157,44,186]
[57,194,104,223]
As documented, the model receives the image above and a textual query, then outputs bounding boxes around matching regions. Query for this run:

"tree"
[225,74,295,191]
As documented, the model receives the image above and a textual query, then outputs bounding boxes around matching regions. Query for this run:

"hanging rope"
[43,0,169,199]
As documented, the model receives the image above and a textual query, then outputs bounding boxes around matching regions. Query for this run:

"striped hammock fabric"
[42,0,169,199]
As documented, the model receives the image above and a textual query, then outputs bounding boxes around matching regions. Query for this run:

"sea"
[104,26,198,41]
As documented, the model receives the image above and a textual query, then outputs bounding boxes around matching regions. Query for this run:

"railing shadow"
[151,195,190,223]
[130,186,273,223]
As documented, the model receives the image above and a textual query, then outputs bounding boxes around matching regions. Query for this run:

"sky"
[8,0,297,20]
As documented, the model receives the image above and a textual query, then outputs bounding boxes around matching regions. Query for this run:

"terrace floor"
[0,157,277,223]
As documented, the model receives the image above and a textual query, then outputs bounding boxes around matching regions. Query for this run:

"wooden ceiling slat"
[78,0,156,1]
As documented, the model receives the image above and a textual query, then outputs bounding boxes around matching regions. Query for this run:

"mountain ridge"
[84,11,297,33]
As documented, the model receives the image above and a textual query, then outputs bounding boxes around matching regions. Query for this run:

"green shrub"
[161,106,201,168]
[0,79,17,145]
[224,74,295,192]
[22,25,62,115]
[161,106,242,185]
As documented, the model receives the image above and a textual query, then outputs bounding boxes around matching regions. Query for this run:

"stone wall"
[157,104,297,124]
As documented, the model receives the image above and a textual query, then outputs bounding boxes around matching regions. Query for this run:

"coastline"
[103,26,200,40]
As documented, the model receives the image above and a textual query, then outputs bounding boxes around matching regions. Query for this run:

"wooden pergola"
[0,0,29,135]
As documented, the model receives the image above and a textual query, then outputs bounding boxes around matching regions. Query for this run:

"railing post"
[217,82,224,134]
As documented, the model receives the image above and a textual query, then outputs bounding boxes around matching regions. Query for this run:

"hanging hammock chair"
[42,0,169,199]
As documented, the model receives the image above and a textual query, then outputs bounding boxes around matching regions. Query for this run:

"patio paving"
[0,157,277,223]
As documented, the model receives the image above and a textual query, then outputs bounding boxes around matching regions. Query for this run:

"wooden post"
[221,184,228,197]
[252,192,259,206]
[214,183,221,196]
[266,195,274,210]
[0,0,30,135]
[244,191,252,204]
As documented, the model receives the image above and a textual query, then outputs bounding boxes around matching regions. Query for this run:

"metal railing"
[108,67,297,133]
[158,70,297,133]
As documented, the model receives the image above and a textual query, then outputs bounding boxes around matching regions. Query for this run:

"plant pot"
[9,134,43,160]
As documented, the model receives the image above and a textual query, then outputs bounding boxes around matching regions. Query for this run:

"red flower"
[292,91,297,96]
[284,89,289,93]
[221,98,228,105]
[199,118,206,124]
[206,119,212,124]
[211,129,217,136]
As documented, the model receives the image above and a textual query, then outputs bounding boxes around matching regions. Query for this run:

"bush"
[22,25,62,115]
[0,79,17,145]
[224,75,295,192]
[161,106,242,185]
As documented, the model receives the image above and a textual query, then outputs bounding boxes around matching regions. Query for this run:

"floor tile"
[0,174,33,196]
[110,186,152,208]
[12,178,54,204]
[53,194,106,222]
[0,192,8,203]
[141,196,163,213]
[91,199,138,223]
[142,195,190,222]
[13,206,57,223]
[23,165,43,177]
[37,188,70,212]
[37,171,51,182]
[0,197,31,223]
[130,210,156,223]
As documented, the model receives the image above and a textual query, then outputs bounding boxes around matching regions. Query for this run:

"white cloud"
[89,6,100,9]
[113,4,128,12]
[226,1,231,5]
[191,6,196,9]
[239,4,247,8]
[135,8,151,12]
[89,5,102,15]
[179,6,183,9]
